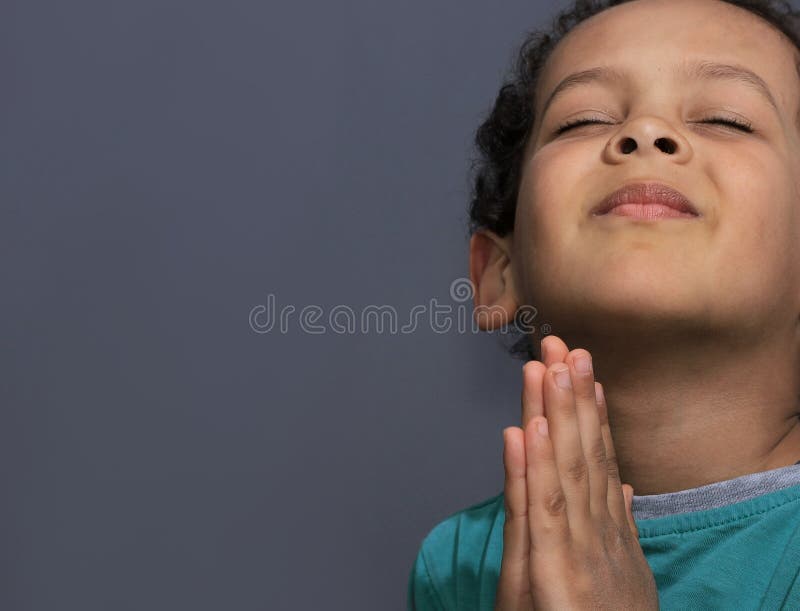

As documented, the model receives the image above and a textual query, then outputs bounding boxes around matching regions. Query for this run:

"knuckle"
[540,488,567,517]
[505,504,529,522]
[504,497,528,521]
[565,456,589,483]
[606,457,622,482]
[588,437,607,465]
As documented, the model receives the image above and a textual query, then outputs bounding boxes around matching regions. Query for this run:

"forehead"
[537,0,800,119]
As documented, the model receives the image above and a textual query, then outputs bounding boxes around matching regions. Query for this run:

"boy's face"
[511,0,800,334]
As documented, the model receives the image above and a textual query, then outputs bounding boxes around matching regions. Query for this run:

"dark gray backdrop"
[0,0,686,609]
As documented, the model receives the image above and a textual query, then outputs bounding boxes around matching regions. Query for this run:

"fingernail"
[540,339,548,361]
[574,353,592,374]
[595,383,605,404]
[554,366,572,389]
[537,418,549,437]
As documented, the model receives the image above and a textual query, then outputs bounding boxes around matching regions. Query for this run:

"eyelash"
[554,116,755,135]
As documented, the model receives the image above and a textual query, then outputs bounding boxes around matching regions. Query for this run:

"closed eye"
[698,117,754,133]
[554,118,611,135]
[554,116,754,135]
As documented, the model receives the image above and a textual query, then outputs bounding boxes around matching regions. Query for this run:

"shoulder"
[423,491,505,553]
[408,491,505,611]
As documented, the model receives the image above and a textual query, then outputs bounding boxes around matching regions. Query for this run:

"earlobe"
[468,230,520,331]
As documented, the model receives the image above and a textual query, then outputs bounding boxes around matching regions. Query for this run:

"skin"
[495,337,658,609]
[467,0,800,606]
[470,0,800,497]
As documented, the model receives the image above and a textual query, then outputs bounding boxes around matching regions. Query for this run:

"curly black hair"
[468,0,800,361]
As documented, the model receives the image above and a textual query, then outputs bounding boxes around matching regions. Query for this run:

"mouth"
[591,182,701,219]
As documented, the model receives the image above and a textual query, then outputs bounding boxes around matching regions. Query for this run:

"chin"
[535,267,708,335]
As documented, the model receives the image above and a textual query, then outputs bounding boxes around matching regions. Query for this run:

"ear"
[469,229,520,331]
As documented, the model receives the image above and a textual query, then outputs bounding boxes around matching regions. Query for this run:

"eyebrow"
[539,60,780,118]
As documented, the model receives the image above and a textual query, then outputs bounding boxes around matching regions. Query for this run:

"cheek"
[516,145,593,240]
[719,151,796,244]
[712,153,800,294]
[514,148,592,296]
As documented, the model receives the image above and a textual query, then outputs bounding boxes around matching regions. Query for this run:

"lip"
[592,182,700,218]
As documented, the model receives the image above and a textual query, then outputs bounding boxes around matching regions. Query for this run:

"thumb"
[622,484,639,539]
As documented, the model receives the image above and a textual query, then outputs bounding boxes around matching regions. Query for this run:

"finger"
[521,360,546,429]
[496,427,534,610]
[623,484,640,539]
[564,349,608,521]
[595,383,628,530]
[538,335,570,425]
[540,335,570,367]
[525,416,570,548]
[543,363,592,531]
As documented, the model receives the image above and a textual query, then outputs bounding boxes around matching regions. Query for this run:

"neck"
[543,323,800,495]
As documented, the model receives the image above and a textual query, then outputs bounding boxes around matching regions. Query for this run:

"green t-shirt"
[408,464,800,610]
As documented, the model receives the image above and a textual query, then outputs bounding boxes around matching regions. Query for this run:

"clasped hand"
[494,335,659,610]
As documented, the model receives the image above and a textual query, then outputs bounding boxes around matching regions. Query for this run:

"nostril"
[656,137,677,154]
[621,137,637,154]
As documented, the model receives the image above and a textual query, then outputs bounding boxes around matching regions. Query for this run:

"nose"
[602,116,693,164]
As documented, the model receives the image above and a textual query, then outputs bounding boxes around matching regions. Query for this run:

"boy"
[408,0,800,609]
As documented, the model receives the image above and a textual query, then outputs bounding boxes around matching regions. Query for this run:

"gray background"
[3,1,570,609]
